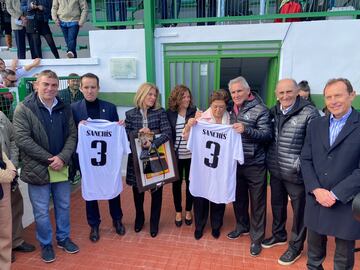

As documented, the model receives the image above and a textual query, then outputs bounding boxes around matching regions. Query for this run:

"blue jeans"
[28,181,71,247]
[106,0,127,29]
[60,21,79,58]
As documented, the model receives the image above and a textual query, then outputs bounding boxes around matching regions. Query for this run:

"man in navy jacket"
[71,73,125,242]
[301,78,360,270]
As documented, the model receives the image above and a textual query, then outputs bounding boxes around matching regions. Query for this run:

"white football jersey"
[187,121,244,204]
[77,119,131,200]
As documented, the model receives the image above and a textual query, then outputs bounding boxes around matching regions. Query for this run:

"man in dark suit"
[301,78,360,270]
[71,73,125,242]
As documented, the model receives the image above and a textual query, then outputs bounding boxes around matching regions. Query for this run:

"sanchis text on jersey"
[202,129,227,140]
[86,130,112,137]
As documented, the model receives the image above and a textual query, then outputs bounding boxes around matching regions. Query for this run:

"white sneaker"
[66,51,74,58]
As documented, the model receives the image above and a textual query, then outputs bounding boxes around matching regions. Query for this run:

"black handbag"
[142,147,168,175]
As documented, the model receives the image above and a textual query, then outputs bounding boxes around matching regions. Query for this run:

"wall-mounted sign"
[200,63,208,76]
[110,58,137,79]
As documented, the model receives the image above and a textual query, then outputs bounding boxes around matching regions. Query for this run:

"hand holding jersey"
[187,122,244,204]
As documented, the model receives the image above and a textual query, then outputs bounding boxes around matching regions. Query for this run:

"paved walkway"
[12,184,360,270]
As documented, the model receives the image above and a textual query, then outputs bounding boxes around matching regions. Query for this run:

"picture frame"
[129,133,179,192]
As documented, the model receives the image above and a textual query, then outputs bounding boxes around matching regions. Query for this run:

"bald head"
[275,79,299,109]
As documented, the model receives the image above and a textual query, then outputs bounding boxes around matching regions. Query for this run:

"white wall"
[154,20,360,95]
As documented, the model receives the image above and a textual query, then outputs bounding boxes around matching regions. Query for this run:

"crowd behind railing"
[1,0,360,59]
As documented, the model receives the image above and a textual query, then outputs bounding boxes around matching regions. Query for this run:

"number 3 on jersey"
[204,141,220,168]
[91,140,107,166]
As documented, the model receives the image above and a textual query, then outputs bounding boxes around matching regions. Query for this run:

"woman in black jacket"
[125,82,171,238]
[166,85,197,227]
[21,0,59,58]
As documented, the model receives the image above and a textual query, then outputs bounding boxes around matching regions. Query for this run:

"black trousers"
[196,0,216,25]
[86,194,122,228]
[132,186,163,232]
[172,158,193,212]
[193,196,225,231]
[232,164,267,244]
[307,229,355,270]
[69,153,80,181]
[14,29,33,59]
[269,174,306,252]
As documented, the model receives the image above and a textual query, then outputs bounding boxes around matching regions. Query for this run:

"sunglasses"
[6,77,17,84]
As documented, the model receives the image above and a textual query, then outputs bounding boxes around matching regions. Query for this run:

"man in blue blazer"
[301,78,360,270]
[71,73,125,242]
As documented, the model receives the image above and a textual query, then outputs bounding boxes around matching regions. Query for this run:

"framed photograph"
[129,133,179,192]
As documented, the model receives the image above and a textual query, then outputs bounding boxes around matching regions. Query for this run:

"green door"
[165,58,220,110]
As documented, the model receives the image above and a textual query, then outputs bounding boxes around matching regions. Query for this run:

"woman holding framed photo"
[125,83,171,238]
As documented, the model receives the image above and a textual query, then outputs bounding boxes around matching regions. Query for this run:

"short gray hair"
[228,76,250,90]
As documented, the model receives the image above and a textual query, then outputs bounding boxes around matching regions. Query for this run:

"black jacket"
[301,109,360,240]
[267,96,320,183]
[166,106,197,144]
[125,107,171,187]
[229,92,272,166]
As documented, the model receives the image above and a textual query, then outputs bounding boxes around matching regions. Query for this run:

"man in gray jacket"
[263,79,320,265]
[13,70,78,263]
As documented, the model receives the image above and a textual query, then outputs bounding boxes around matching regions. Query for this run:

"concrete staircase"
[0,21,97,60]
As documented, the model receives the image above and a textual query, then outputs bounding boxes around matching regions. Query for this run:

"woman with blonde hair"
[125,82,171,237]
[0,149,17,270]
[166,85,197,227]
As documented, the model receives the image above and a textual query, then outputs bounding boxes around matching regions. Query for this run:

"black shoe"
[175,212,182,227]
[13,241,36,252]
[185,218,192,226]
[175,219,182,227]
[185,211,192,226]
[89,226,100,242]
[41,245,55,263]
[226,228,249,240]
[113,220,126,236]
[261,236,287,249]
[134,217,144,233]
[11,252,15,263]
[194,229,203,240]
[250,243,262,257]
[212,229,220,239]
[278,248,302,266]
[150,230,158,238]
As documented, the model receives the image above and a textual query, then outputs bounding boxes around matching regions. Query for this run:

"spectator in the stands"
[51,0,88,58]
[225,0,250,16]
[196,0,216,25]
[274,0,302,23]
[106,0,126,29]
[6,0,33,59]
[0,69,17,88]
[21,0,60,59]
[161,0,181,26]
[0,0,12,49]
[0,58,41,86]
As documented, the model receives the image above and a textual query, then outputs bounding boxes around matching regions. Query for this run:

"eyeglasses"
[5,77,17,84]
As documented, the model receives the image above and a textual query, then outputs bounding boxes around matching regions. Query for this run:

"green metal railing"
[91,0,144,28]
[156,0,360,25]
[90,0,360,27]
[17,76,81,103]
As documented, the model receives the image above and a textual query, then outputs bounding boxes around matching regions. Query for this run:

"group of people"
[0,0,87,59]
[0,69,359,270]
